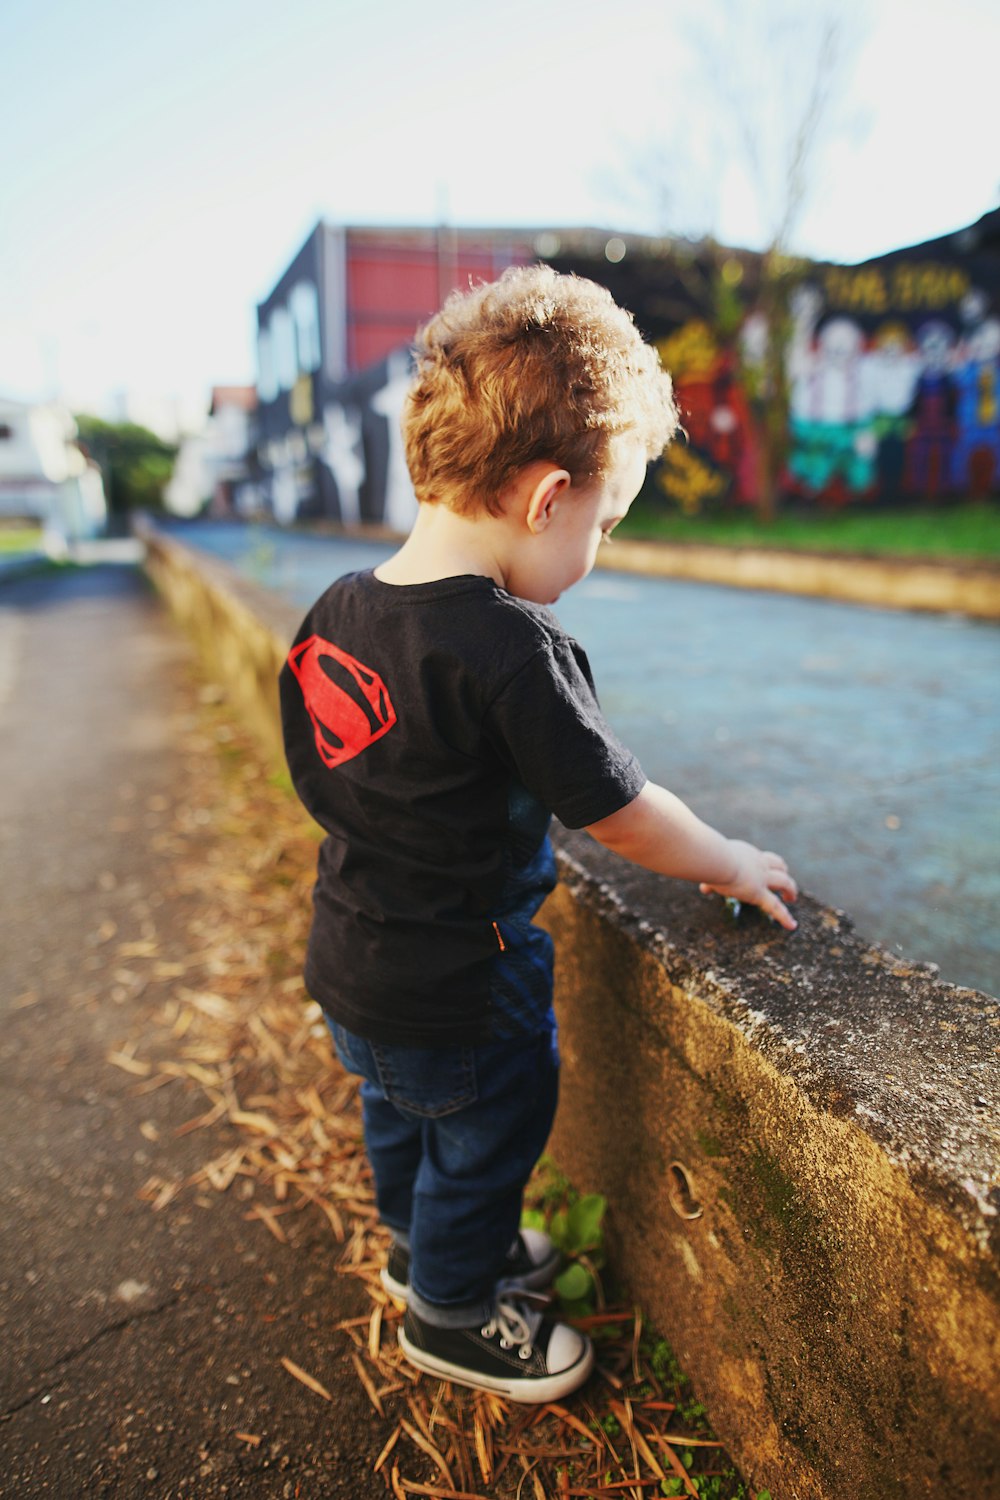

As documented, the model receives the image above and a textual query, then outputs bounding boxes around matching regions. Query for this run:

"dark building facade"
[254,223,548,525]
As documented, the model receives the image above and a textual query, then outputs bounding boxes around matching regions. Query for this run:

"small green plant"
[649,1337,685,1390]
[551,1193,606,1314]
[522,1157,607,1314]
[522,1154,572,1213]
[667,1475,747,1500]
[524,1162,747,1497]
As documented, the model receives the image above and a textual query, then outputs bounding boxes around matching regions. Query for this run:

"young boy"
[279,266,797,1404]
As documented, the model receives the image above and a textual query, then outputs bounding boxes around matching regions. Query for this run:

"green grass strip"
[620,500,1000,560]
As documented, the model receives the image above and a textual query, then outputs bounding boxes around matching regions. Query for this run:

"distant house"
[206,386,259,515]
[165,385,260,518]
[0,397,107,536]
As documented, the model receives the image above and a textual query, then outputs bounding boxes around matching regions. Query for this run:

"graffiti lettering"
[656,320,718,377]
[890,262,970,311]
[823,267,889,314]
[657,445,728,515]
[823,262,971,316]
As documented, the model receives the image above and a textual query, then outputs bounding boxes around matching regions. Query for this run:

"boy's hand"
[585,785,798,933]
[699,840,798,931]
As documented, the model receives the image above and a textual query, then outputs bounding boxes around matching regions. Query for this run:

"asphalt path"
[0,564,397,1497]
[176,523,1000,999]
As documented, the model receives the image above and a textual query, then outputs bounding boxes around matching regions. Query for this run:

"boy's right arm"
[584,782,798,931]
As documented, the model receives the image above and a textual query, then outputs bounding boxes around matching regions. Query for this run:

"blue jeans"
[326,1018,559,1328]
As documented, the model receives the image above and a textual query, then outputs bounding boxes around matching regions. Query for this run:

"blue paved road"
[172,523,1000,998]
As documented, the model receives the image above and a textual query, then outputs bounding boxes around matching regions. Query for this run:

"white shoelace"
[482,1286,551,1356]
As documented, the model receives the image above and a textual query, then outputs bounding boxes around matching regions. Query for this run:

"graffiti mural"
[779,260,1000,504]
[653,320,759,510]
[647,254,999,511]
[550,208,1000,512]
[950,312,1000,492]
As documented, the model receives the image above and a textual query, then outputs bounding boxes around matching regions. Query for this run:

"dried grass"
[110,682,745,1499]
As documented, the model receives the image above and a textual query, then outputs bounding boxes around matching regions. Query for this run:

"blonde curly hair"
[402,264,679,515]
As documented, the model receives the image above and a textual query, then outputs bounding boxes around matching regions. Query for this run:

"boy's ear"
[525,467,571,534]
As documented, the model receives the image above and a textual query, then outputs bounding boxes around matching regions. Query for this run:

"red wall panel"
[348,253,439,315]
[344,237,533,373]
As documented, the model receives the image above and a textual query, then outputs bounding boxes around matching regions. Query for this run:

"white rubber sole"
[396,1326,594,1404]
[380,1266,407,1306]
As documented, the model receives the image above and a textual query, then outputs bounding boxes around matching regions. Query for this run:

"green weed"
[522,1156,607,1315]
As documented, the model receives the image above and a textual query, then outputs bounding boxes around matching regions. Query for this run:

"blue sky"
[3,0,998,427]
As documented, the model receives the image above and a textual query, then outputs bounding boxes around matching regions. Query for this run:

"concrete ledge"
[139,520,999,1499]
[137,519,301,764]
[597,538,1000,619]
[544,835,998,1498]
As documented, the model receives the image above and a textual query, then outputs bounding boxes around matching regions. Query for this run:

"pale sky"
[2,0,998,430]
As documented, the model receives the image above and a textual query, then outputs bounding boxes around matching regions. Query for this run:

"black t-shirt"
[279,570,645,1045]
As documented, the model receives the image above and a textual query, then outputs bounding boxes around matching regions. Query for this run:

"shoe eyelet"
[518,1345,532,1360]
[499,1338,510,1350]
[481,1324,495,1338]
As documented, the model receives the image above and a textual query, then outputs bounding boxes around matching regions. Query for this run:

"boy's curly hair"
[402,264,679,515]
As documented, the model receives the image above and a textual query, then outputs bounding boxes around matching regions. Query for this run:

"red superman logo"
[287,635,396,768]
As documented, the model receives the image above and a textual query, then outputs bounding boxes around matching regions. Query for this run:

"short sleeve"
[483,637,646,828]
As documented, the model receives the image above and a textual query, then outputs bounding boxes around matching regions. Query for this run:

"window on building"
[257,328,278,403]
[290,281,322,374]
[271,306,297,392]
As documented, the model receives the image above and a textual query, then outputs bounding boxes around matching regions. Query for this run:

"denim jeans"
[326,1017,559,1328]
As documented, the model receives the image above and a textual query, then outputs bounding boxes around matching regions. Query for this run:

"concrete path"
[0,564,390,1496]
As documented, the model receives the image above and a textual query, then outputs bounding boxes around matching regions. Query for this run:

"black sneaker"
[397,1288,593,1403]
[381,1228,560,1303]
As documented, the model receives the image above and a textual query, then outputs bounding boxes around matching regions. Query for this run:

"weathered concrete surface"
[543,837,999,1499]
[141,521,1000,1500]
[599,536,1000,620]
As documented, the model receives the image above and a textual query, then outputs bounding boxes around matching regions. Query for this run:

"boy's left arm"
[585,781,798,931]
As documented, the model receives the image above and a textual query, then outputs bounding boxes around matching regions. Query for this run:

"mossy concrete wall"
[139,521,295,764]
[542,841,998,1499]
[139,522,999,1499]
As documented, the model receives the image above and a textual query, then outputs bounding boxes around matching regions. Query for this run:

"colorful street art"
[256,213,1000,524]
[654,319,759,512]
[659,255,999,512]
[783,266,1000,506]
